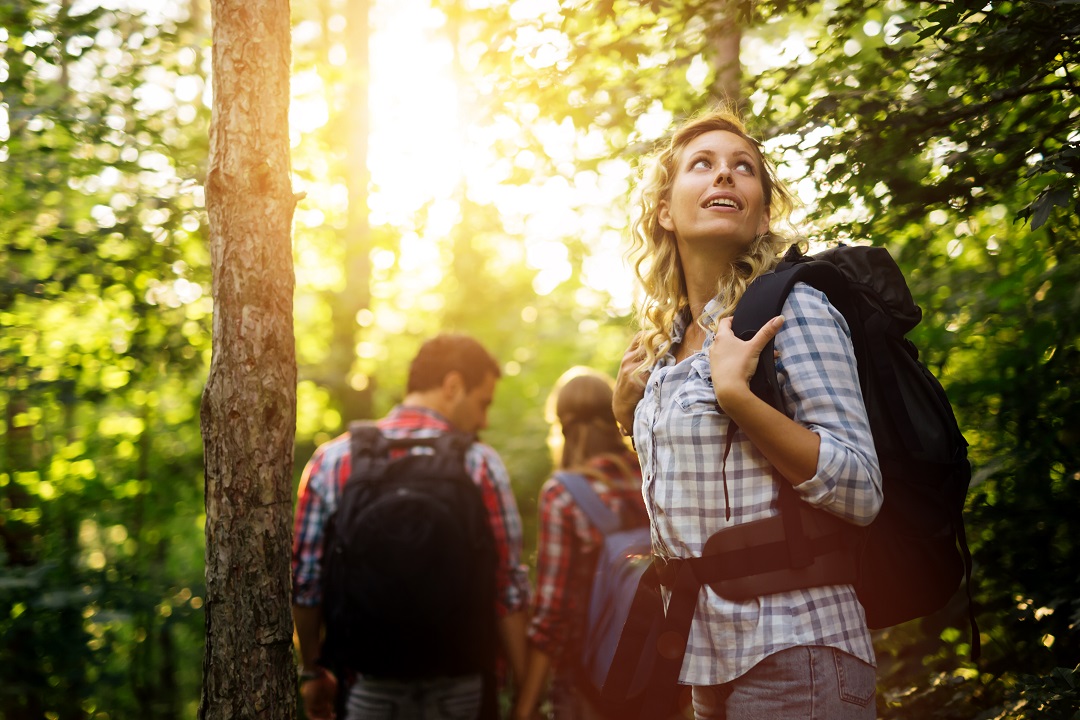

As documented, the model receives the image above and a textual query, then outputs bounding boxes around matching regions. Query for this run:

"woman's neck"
[679,240,738,317]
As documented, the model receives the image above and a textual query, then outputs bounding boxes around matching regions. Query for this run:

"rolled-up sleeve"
[292,447,331,606]
[527,481,576,656]
[467,444,531,616]
[776,283,883,525]
[291,434,350,606]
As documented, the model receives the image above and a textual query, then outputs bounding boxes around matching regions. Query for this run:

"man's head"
[405,334,501,433]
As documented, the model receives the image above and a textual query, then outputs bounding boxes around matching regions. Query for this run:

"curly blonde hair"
[629,106,801,371]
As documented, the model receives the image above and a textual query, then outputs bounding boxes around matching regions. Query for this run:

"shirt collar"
[668,296,724,357]
[386,404,454,430]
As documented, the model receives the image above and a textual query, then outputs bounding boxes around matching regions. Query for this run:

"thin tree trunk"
[709,0,750,107]
[328,0,374,423]
[1,397,44,720]
[199,0,297,716]
[712,27,742,106]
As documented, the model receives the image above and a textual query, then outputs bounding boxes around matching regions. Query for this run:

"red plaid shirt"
[291,405,530,616]
[527,452,646,666]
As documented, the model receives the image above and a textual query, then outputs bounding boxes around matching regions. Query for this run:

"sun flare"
[290,0,636,310]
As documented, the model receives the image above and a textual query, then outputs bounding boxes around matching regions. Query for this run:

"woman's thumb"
[755,315,784,347]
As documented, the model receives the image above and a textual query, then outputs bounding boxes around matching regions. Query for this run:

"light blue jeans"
[344,674,483,720]
[691,646,876,720]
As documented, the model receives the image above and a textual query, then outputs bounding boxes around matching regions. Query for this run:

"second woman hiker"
[513,368,647,720]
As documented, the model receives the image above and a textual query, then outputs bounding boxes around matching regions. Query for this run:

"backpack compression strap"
[348,421,391,484]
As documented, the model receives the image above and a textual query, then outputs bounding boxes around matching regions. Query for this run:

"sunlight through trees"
[2,0,1078,716]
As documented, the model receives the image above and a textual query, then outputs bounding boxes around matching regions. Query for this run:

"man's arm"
[498,609,528,688]
[512,642,552,720]
[292,603,324,672]
[466,445,532,692]
[291,438,347,719]
[294,603,338,720]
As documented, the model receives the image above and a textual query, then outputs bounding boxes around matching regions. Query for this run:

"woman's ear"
[658,199,675,233]
[758,207,771,236]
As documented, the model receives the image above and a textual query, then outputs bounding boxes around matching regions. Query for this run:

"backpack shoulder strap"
[730,257,861,568]
[732,258,858,409]
[429,430,476,462]
[348,421,390,483]
[351,421,475,456]
[348,423,477,481]
[555,472,620,536]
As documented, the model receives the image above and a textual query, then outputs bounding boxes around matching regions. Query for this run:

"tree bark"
[199,0,297,717]
[709,0,751,108]
[712,26,742,107]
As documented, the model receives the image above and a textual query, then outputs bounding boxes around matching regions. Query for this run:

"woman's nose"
[714,164,734,185]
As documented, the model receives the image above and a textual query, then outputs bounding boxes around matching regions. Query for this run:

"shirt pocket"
[672,355,719,414]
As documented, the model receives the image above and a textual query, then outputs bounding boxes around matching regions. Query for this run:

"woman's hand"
[709,315,784,410]
[613,332,649,436]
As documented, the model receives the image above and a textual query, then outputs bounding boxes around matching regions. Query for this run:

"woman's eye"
[735,160,755,173]
[690,158,711,170]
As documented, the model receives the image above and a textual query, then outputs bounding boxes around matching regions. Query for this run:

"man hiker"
[291,333,530,720]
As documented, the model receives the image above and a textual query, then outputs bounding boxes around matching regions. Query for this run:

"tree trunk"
[328,0,374,424]
[199,0,297,717]
[709,0,750,108]
[1,397,44,720]
[712,26,742,106]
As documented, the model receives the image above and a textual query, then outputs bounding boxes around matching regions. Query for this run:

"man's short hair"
[407,334,501,394]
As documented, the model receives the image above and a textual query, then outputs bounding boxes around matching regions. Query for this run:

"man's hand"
[300,667,338,720]
[613,332,649,436]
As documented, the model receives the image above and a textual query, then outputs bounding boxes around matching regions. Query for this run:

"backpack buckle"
[653,555,683,588]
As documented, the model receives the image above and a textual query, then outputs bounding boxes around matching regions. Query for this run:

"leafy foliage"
[1,1,209,716]
[3,0,1078,716]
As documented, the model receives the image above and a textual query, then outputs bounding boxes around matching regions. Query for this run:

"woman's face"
[658,129,770,254]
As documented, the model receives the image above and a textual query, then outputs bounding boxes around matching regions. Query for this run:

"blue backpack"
[556,472,678,718]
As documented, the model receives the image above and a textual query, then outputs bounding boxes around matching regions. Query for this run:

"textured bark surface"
[199,0,297,717]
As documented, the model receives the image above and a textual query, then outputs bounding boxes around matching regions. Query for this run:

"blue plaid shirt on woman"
[633,283,883,686]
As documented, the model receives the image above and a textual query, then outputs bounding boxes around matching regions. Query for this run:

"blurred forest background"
[2,0,1079,717]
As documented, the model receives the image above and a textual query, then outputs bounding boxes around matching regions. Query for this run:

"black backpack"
[642,244,976,701]
[319,422,498,710]
[732,244,974,634]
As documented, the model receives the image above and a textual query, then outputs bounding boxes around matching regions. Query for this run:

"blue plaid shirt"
[634,283,883,685]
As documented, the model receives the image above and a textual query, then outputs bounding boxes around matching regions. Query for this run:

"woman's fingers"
[754,316,784,350]
[710,315,784,403]
[717,315,783,350]
[614,332,649,432]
